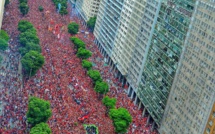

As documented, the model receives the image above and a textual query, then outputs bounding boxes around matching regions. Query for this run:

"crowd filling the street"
[0,0,158,133]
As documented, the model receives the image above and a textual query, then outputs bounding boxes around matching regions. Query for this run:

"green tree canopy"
[0,38,8,51]
[38,6,44,12]
[52,0,68,15]
[18,20,34,32]
[70,37,86,49]
[60,7,68,15]
[0,30,9,41]
[102,96,116,109]
[27,97,52,126]
[30,122,51,134]
[19,0,28,3]
[82,59,92,70]
[19,42,41,56]
[19,2,29,15]
[87,70,102,82]
[68,22,79,34]
[87,17,96,31]
[19,31,39,46]
[5,0,10,7]
[0,55,3,64]
[21,51,45,76]
[76,48,92,59]
[109,108,132,133]
[94,81,109,95]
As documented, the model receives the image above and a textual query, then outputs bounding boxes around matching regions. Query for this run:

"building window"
[213,111,215,118]
[209,120,213,126]
[206,128,210,134]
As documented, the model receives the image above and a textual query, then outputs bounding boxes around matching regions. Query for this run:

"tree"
[19,42,41,56]
[87,17,96,31]
[21,51,44,76]
[19,2,29,15]
[0,55,3,64]
[0,30,9,42]
[94,81,109,95]
[18,20,34,32]
[30,123,51,134]
[19,0,28,3]
[70,37,85,49]
[82,60,92,70]
[68,22,79,34]
[27,97,52,126]
[109,108,132,133]
[87,70,102,82]
[76,48,92,59]
[19,31,39,46]
[5,0,10,7]
[102,96,116,109]
[0,38,8,51]
[60,7,68,15]
[38,6,44,12]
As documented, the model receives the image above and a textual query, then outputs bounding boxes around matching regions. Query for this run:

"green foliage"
[68,22,79,34]
[30,122,51,134]
[0,39,8,51]
[19,42,41,56]
[87,17,96,31]
[70,37,85,49]
[27,97,52,126]
[19,31,39,46]
[38,6,44,12]
[19,2,29,15]
[18,20,34,32]
[87,70,102,82]
[52,0,68,15]
[83,124,99,134]
[102,96,116,109]
[60,7,68,15]
[21,51,45,76]
[109,108,132,133]
[94,81,109,94]
[82,60,92,70]
[76,48,92,59]
[0,30,9,42]
[5,0,10,7]
[0,55,3,64]
[19,0,27,3]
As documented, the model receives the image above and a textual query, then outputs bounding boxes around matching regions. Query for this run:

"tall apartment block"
[0,0,5,29]
[75,0,100,22]
[92,0,215,133]
[159,1,215,134]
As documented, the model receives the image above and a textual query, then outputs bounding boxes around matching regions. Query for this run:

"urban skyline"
[74,0,215,133]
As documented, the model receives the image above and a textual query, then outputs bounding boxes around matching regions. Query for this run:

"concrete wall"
[0,0,5,29]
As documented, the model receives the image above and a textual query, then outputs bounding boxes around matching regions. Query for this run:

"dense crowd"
[0,0,157,133]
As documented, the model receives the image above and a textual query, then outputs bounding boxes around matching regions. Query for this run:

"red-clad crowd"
[0,0,157,133]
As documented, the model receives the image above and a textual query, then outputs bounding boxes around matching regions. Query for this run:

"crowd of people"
[0,0,157,133]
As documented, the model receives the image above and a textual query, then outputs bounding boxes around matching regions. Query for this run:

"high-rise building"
[92,0,215,133]
[137,0,196,126]
[75,0,100,22]
[0,0,5,29]
[159,1,215,134]
[204,102,215,134]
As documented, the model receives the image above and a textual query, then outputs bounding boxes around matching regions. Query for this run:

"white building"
[94,0,215,133]
[0,0,5,29]
[75,0,100,22]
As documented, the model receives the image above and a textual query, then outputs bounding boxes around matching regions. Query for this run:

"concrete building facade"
[86,0,215,133]
[0,0,5,29]
[159,0,215,133]
[75,0,100,22]
[204,102,215,134]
